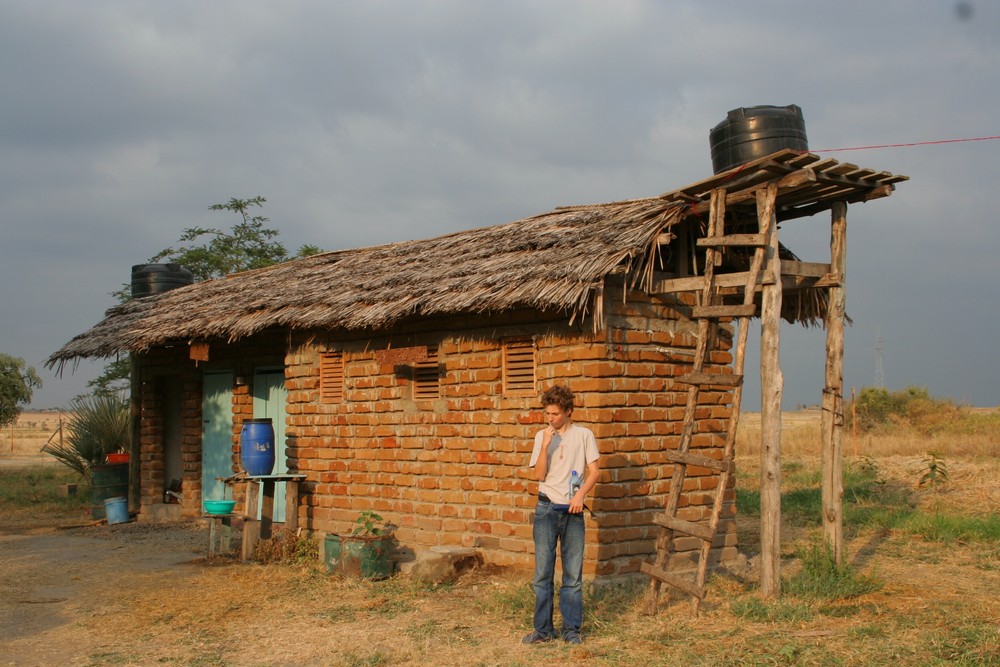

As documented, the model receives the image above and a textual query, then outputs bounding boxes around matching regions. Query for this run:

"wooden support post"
[758,183,783,598]
[129,358,141,512]
[241,479,261,561]
[260,480,276,540]
[285,480,300,535]
[822,201,847,563]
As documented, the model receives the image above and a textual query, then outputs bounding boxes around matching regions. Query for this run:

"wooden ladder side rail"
[642,187,727,616]
[685,190,775,615]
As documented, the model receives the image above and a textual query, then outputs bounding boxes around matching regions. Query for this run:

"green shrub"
[784,541,881,600]
[41,392,130,480]
[849,386,964,434]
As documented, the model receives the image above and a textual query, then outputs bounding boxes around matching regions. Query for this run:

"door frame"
[201,371,234,504]
[253,367,288,522]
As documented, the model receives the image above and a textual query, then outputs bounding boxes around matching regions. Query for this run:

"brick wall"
[284,288,738,577]
[134,289,738,577]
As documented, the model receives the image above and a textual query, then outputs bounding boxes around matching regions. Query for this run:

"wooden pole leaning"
[640,188,725,616]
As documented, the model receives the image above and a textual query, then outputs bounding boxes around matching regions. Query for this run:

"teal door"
[202,372,234,503]
[253,369,288,522]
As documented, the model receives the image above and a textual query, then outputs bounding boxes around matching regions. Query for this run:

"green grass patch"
[900,512,1000,544]
[0,465,86,510]
[784,541,882,601]
[927,623,1000,665]
[475,579,533,624]
[729,597,814,623]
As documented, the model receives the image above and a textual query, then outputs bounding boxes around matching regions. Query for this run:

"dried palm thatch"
[48,197,686,369]
[47,150,906,371]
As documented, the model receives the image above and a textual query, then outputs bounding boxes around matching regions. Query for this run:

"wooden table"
[240,473,307,561]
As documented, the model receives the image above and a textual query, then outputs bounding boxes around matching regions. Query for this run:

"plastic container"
[325,534,393,579]
[106,452,130,465]
[709,105,808,174]
[203,499,237,515]
[131,263,194,299]
[569,470,582,498]
[104,496,130,525]
[90,463,129,520]
[240,418,275,476]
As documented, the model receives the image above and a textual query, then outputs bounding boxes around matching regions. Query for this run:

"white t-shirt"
[528,423,600,504]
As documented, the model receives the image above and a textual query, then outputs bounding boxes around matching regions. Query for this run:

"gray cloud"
[2,0,997,408]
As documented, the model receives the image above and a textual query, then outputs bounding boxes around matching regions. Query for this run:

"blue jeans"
[531,498,585,637]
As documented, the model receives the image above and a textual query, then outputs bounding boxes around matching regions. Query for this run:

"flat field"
[0,410,67,462]
[0,410,997,666]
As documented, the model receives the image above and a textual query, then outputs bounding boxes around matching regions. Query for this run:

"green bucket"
[90,463,129,520]
[325,534,393,579]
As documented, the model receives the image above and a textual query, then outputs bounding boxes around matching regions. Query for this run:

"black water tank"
[709,105,808,174]
[131,263,194,299]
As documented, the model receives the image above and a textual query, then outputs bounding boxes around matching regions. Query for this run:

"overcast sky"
[2,1,997,411]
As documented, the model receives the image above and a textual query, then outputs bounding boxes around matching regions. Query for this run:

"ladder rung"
[653,514,716,542]
[696,234,767,247]
[677,372,743,387]
[664,449,734,473]
[640,562,706,599]
[691,304,757,319]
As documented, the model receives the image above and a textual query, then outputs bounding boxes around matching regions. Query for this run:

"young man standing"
[522,385,600,645]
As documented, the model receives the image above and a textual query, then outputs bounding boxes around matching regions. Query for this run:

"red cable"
[812,135,1000,153]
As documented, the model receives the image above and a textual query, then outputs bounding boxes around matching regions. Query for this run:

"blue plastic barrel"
[104,496,130,525]
[240,418,275,476]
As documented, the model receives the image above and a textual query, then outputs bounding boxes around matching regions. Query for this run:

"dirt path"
[0,521,209,666]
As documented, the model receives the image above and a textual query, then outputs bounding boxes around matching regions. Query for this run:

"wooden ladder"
[641,186,776,615]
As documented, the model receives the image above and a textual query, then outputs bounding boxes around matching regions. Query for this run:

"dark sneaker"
[563,630,582,644]
[521,630,553,644]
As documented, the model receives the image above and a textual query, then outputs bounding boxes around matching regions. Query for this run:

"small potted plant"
[325,510,395,579]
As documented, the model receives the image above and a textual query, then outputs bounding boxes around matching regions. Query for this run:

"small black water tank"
[709,105,808,174]
[131,263,194,299]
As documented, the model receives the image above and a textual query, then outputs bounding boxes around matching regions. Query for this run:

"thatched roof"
[48,199,684,366]
[48,150,906,368]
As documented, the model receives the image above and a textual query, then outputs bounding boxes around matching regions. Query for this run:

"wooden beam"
[652,269,841,298]
[778,184,895,221]
[652,514,716,542]
[640,562,705,599]
[676,372,743,387]
[687,166,817,216]
[651,271,776,295]
[696,234,767,247]
[758,183,783,599]
[822,201,847,564]
[663,448,735,473]
[780,260,831,277]
[691,304,757,319]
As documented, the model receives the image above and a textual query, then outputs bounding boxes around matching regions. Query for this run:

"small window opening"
[412,345,441,400]
[503,337,536,395]
[320,351,345,403]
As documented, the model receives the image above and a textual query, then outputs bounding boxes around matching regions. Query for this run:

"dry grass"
[0,410,67,458]
[2,410,999,666]
[736,408,1000,460]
